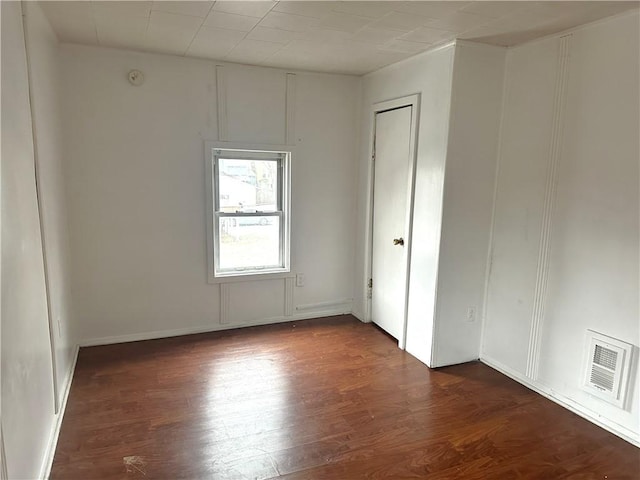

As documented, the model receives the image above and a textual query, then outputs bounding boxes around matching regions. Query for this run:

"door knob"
[393,238,404,246]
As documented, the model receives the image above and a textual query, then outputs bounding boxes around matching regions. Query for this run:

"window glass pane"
[218,158,278,213]
[219,216,280,270]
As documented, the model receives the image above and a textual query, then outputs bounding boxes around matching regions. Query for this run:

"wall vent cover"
[583,330,633,409]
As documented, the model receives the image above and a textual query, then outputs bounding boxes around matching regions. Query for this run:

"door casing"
[364,94,421,350]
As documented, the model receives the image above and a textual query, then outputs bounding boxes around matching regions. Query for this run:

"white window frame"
[205,141,292,283]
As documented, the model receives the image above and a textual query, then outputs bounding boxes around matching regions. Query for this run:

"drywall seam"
[79,307,353,347]
[215,65,227,141]
[40,345,79,480]
[526,34,571,380]
[284,277,294,316]
[220,283,230,324]
[285,73,296,146]
[482,355,640,447]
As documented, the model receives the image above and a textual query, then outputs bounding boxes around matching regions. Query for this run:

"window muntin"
[210,148,290,278]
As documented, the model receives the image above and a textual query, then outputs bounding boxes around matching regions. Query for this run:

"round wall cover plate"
[128,70,144,86]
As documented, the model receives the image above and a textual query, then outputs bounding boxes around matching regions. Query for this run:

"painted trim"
[285,73,296,146]
[219,283,230,324]
[362,105,376,324]
[480,34,511,361]
[209,272,295,285]
[284,277,294,316]
[40,345,79,480]
[400,98,420,351]
[351,310,368,323]
[365,94,421,351]
[526,34,571,380]
[295,298,353,311]
[21,0,60,414]
[215,65,227,141]
[508,8,639,52]
[481,355,640,448]
[427,49,456,368]
[203,141,296,284]
[78,308,353,347]
[0,424,8,480]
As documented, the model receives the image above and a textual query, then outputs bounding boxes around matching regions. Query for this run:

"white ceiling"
[40,1,639,75]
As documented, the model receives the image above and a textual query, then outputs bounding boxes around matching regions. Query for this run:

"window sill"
[207,269,293,284]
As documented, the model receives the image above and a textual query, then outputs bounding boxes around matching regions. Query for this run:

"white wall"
[355,42,505,368]
[482,37,558,375]
[23,0,75,413]
[355,45,456,366]
[432,42,505,367]
[60,45,360,343]
[483,11,640,445]
[1,2,62,478]
[4,7,636,474]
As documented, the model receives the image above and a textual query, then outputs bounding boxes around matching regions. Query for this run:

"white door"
[371,105,413,340]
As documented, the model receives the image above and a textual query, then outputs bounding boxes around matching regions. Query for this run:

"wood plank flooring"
[51,315,639,479]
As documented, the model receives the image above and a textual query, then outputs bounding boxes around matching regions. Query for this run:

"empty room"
[2,0,639,478]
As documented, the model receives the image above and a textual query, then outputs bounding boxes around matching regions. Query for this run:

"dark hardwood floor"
[51,315,639,479]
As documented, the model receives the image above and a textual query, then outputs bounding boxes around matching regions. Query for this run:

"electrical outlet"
[466,306,476,323]
[296,273,305,287]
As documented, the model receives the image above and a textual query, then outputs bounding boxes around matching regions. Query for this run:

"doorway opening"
[365,94,420,350]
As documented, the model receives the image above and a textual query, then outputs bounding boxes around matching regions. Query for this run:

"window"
[206,144,291,280]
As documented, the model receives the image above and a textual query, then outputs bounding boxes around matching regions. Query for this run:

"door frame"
[364,94,421,350]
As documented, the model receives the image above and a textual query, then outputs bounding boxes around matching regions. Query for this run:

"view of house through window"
[211,148,290,277]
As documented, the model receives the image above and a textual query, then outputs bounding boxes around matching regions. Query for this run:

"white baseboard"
[351,310,367,323]
[480,355,640,448]
[40,345,80,480]
[79,307,353,347]
[295,298,352,311]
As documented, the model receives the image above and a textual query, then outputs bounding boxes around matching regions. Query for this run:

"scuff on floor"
[123,456,146,476]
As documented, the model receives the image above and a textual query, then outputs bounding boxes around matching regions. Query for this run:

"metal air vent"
[583,330,633,409]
